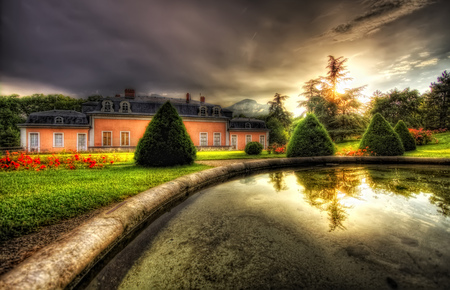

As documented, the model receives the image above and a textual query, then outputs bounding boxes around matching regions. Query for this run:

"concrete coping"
[1,156,449,289]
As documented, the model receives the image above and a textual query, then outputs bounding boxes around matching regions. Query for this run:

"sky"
[1,0,450,115]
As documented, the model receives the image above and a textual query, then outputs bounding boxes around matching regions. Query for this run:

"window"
[77,134,87,151]
[53,133,64,147]
[213,107,220,117]
[120,101,131,113]
[245,122,251,129]
[102,131,112,146]
[29,132,39,152]
[121,131,130,146]
[213,132,221,146]
[259,135,265,149]
[55,116,64,124]
[200,132,208,146]
[246,135,252,144]
[199,106,208,117]
[102,100,114,112]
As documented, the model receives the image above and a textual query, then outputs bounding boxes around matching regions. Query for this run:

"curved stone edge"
[1,156,449,289]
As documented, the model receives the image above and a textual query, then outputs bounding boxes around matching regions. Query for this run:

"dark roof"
[230,118,267,130]
[82,96,233,118]
[24,110,89,125]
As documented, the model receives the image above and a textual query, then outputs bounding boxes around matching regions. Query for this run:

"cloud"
[415,58,438,67]
[318,0,435,42]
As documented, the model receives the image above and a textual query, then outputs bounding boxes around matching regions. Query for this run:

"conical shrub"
[286,113,335,157]
[359,113,404,156]
[394,120,416,151]
[135,101,196,166]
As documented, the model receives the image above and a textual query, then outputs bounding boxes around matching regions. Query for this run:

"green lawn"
[0,163,209,241]
[334,132,450,158]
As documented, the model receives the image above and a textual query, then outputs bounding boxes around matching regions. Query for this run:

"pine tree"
[135,101,196,166]
[286,113,335,157]
[394,120,416,151]
[359,113,404,156]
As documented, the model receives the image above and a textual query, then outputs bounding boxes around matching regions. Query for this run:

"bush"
[408,128,435,145]
[359,113,404,156]
[286,113,335,157]
[245,141,263,155]
[394,120,416,151]
[134,101,196,166]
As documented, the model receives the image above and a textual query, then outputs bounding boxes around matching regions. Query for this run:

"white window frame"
[246,134,252,145]
[200,132,208,146]
[231,134,238,150]
[199,106,208,117]
[102,100,114,112]
[119,101,131,113]
[259,135,265,149]
[102,131,113,146]
[29,132,40,152]
[77,133,87,152]
[120,131,130,146]
[53,132,64,147]
[212,106,221,117]
[245,122,251,129]
[213,132,221,146]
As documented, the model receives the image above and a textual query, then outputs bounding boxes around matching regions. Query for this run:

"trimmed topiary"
[359,113,404,156]
[286,113,335,157]
[245,141,263,155]
[394,120,416,151]
[134,101,196,167]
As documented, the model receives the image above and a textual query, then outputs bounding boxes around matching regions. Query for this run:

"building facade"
[18,90,269,152]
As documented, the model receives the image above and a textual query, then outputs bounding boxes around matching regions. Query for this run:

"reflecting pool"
[86,165,450,289]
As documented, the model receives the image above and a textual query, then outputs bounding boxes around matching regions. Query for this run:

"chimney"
[186,93,191,103]
[115,94,121,98]
[200,96,205,103]
[125,89,135,99]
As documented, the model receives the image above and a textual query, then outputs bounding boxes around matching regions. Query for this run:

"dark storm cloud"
[1,0,449,109]
[319,0,435,42]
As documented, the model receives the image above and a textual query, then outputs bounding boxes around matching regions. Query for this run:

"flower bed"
[0,151,120,172]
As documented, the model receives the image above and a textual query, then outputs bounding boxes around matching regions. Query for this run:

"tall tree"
[423,70,450,129]
[268,93,292,128]
[326,55,350,102]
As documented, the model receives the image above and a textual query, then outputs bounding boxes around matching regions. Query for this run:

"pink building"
[18,90,269,152]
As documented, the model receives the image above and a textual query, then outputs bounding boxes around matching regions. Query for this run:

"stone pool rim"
[1,156,450,290]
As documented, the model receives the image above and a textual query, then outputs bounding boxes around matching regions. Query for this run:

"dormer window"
[119,101,131,113]
[245,122,251,129]
[102,100,114,112]
[213,106,221,117]
[55,116,64,124]
[199,106,208,117]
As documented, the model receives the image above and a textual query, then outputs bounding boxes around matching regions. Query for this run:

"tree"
[134,101,196,167]
[359,113,404,156]
[423,70,450,129]
[0,95,25,147]
[268,93,292,128]
[297,56,367,141]
[370,88,423,128]
[266,117,288,145]
[286,113,335,157]
[394,120,416,151]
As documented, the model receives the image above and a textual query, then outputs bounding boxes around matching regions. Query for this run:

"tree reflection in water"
[295,168,365,231]
[268,172,289,192]
[294,166,450,231]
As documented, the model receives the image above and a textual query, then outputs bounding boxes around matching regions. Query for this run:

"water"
[86,165,450,289]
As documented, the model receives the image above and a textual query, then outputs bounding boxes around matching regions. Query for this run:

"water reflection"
[268,172,289,192]
[294,166,450,231]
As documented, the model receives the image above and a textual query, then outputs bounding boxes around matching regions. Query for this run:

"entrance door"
[29,133,39,152]
[231,135,237,150]
[78,134,87,151]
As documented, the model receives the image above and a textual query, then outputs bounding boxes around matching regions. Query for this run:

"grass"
[0,163,209,241]
[334,132,450,158]
[1,132,449,241]
[196,150,286,160]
